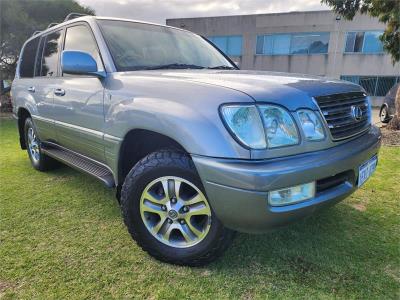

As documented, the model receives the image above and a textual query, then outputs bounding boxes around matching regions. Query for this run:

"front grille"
[314,92,370,140]
[316,171,354,194]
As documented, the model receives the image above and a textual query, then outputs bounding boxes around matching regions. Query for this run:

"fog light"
[268,182,316,206]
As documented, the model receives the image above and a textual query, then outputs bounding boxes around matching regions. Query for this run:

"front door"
[53,23,106,162]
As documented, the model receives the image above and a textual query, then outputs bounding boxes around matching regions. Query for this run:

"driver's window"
[63,24,104,75]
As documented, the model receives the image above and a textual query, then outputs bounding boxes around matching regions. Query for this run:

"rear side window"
[63,25,103,72]
[40,30,62,77]
[19,37,40,78]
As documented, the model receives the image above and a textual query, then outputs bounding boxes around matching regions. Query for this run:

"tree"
[0,0,95,79]
[322,0,400,130]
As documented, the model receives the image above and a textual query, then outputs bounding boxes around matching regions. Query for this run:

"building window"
[256,32,329,55]
[344,31,384,53]
[208,36,243,56]
[341,75,399,96]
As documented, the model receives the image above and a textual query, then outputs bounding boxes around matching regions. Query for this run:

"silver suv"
[12,15,381,266]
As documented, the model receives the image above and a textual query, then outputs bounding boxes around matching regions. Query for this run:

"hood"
[122,70,363,111]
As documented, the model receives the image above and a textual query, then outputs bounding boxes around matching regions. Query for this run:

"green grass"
[0,118,399,299]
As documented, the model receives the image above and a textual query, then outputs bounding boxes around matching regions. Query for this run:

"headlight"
[297,110,325,141]
[258,105,299,148]
[220,105,266,149]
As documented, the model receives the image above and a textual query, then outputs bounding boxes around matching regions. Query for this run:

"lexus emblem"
[351,105,363,121]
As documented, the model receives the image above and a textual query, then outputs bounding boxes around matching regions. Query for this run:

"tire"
[380,105,390,123]
[120,150,235,266]
[24,118,59,171]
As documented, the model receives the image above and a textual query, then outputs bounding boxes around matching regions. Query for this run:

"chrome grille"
[314,92,370,140]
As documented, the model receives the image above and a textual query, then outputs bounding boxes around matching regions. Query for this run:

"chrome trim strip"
[55,120,103,137]
[32,115,122,142]
[31,115,53,123]
[104,134,122,142]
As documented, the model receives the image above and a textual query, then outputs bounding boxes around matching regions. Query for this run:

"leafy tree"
[322,0,400,130]
[0,0,95,79]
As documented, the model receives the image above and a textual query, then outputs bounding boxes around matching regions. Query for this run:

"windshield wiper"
[208,65,236,70]
[140,63,206,70]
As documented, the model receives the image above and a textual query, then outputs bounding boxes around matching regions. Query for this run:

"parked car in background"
[379,83,398,123]
[11,14,381,266]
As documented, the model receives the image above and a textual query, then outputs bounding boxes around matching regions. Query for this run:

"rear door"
[52,22,106,162]
[32,29,64,141]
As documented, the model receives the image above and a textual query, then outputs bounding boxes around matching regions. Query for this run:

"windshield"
[97,20,235,71]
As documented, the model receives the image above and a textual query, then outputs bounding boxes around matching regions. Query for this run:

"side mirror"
[61,50,106,78]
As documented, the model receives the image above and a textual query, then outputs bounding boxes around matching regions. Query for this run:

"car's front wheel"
[120,150,234,266]
[379,105,390,123]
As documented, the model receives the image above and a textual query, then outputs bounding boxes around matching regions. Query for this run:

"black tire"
[24,118,59,171]
[120,150,235,266]
[380,105,390,123]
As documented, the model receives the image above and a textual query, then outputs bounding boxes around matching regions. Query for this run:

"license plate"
[358,155,378,187]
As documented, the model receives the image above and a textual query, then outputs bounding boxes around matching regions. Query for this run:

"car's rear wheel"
[380,105,390,123]
[24,118,58,171]
[120,150,234,266]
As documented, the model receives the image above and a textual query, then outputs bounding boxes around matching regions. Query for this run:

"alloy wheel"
[139,176,212,248]
[27,127,40,163]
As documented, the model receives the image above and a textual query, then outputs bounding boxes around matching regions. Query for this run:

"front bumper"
[192,126,381,233]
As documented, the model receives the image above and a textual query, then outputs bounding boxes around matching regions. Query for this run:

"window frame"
[255,32,330,56]
[343,30,384,54]
[34,27,65,78]
[61,21,105,77]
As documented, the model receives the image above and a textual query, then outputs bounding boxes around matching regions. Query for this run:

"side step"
[41,143,115,188]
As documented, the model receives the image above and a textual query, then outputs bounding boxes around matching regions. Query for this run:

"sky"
[78,0,330,24]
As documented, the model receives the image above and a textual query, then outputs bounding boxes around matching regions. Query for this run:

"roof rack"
[64,13,88,22]
[31,30,42,37]
[47,23,59,29]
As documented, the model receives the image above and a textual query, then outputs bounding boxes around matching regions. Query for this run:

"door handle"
[27,86,35,93]
[54,88,66,96]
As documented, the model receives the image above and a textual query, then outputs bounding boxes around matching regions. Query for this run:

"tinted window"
[344,31,383,53]
[40,30,62,77]
[34,37,45,76]
[256,32,329,55]
[363,31,383,53]
[64,25,103,72]
[20,37,40,78]
[208,36,243,56]
[291,33,329,54]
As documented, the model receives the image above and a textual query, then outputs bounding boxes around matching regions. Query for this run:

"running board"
[41,143,115,188]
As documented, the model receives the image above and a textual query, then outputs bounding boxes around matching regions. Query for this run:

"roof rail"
[47,22,59,29]
[31,31,42,37]
[64,13,88,22]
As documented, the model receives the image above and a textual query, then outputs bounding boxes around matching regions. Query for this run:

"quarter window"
[40,30,63,77]
[19,37,40,78]
[208,36,243,56]
[256,32,329,55]
[63,25,103,72]
[344,31,383,53]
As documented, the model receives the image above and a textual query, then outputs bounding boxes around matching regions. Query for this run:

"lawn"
[0,118,399,299]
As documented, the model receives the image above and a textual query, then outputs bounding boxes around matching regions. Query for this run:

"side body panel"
[52,77,105,162]
[101,73,254,183]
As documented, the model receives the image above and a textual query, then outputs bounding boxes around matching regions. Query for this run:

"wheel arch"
[17,107,31,149]
[117,128,189,187]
